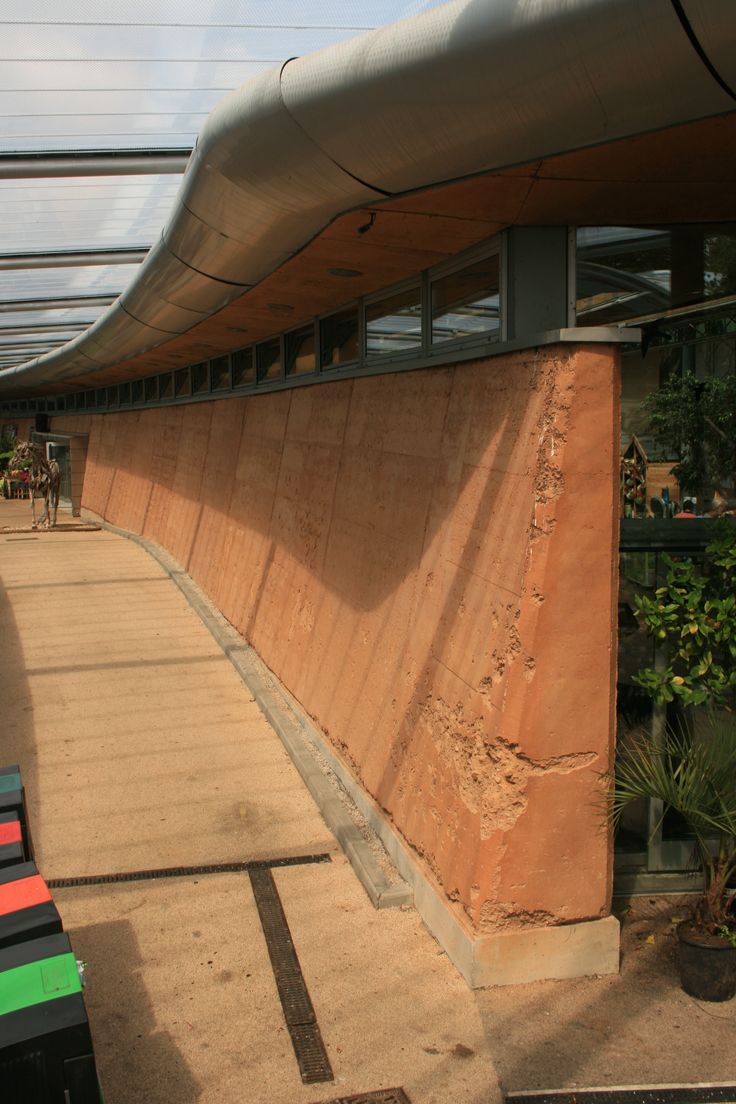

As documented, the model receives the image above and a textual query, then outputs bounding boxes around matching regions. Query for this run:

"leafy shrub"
[632,525,736,709]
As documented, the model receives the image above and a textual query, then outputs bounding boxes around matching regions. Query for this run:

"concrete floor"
[478,894,736,1092]
[2,498,734,1103]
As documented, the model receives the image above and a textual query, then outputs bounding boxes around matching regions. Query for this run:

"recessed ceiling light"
[268,303,293,312]
[328,268,363,278]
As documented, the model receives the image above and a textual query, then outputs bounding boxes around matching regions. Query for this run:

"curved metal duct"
[2,0,735,396]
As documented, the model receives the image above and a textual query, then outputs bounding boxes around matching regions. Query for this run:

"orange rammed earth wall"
[52,342,620,935]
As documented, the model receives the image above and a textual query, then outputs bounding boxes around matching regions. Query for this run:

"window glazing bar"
[0,294,117,312]
[0,323,91,336]
[0,149,190,179]
[0,249,148,270]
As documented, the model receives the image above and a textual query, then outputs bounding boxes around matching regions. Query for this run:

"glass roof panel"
[0,307,108,327]
[0,265,139,299]
[0,174,180,254]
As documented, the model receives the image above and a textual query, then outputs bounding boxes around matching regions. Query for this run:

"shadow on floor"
[64,916,201,1104]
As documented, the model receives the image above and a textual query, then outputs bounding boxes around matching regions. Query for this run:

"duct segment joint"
[163,203,260,288]
[278,56,394,199]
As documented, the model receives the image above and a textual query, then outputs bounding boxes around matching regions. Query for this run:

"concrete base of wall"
[293,701,621,988]
[471,915,620,987]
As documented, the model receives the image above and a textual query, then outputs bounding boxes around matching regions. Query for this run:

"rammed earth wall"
[52,343,620,942]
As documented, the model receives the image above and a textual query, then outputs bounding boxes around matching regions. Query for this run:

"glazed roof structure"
[0,1,442,374]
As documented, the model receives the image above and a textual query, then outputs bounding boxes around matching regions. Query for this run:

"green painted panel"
[0,773,21,794]
[0,953,81,1017]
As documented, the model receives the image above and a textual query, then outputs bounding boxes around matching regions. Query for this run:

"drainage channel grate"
[507,1088,736,1104]
[318,1092,412,1104]
[249,865,333,1085]
[48,853,331,889]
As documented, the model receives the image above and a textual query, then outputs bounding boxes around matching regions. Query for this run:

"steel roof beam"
[0,149,190,179]
[0,295,116,313]
[0,249,148,271]
[0,345,70,353]
[0,323,91,336]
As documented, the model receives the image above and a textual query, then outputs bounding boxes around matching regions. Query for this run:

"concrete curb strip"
[85,513,412,912]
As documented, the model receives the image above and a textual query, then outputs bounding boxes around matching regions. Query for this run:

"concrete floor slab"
[54,859,497,1104]
[1,516,336,876]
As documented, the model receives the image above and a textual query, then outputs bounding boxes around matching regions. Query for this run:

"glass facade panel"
[191,363,209,394]
[431,254,500,344]
[576,225,736,325]
[144,376,158,402]
[131,380,143,404]
[365,286,422,358]
[159,373,173,399]
[174,368,191,398]
[210,356,230,391]
[231,348,255,388]
[257,338,281,382]
[619,311,736,519]
[320,307,359,368]
[285,325,316,376]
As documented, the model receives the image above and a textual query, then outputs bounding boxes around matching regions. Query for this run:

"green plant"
[644,370,736,499]
[717,924,736,948]
[609,713,736,933]
[632,525,736,709]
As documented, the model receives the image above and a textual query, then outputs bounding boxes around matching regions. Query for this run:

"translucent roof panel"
[0,264,140,300]
[0,307,108,328]
[0,176,181,251]
[0,0,446,374]
[0,1,441,153]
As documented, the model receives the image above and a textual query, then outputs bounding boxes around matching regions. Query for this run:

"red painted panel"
[0,821,22,846]
[0,874,52,916]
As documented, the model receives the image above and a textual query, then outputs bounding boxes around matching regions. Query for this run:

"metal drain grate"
[48,853,331,889]
[287,1023,334,1085]
[249,866,333,1085]
[318,1091,412,1104]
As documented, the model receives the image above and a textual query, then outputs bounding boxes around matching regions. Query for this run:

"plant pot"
[677,922,736,1002]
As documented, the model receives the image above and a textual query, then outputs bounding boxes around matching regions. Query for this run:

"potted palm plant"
[610,714,736,1000]
[611,524,736,999]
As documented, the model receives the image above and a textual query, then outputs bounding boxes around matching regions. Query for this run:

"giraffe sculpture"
[10,440,61,529]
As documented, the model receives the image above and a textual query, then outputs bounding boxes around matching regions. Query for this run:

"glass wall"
[618,310,736,520]
[576,224,736,326]
[365,285,422,358]
[601,224,736,888]
[431,253,500,345]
